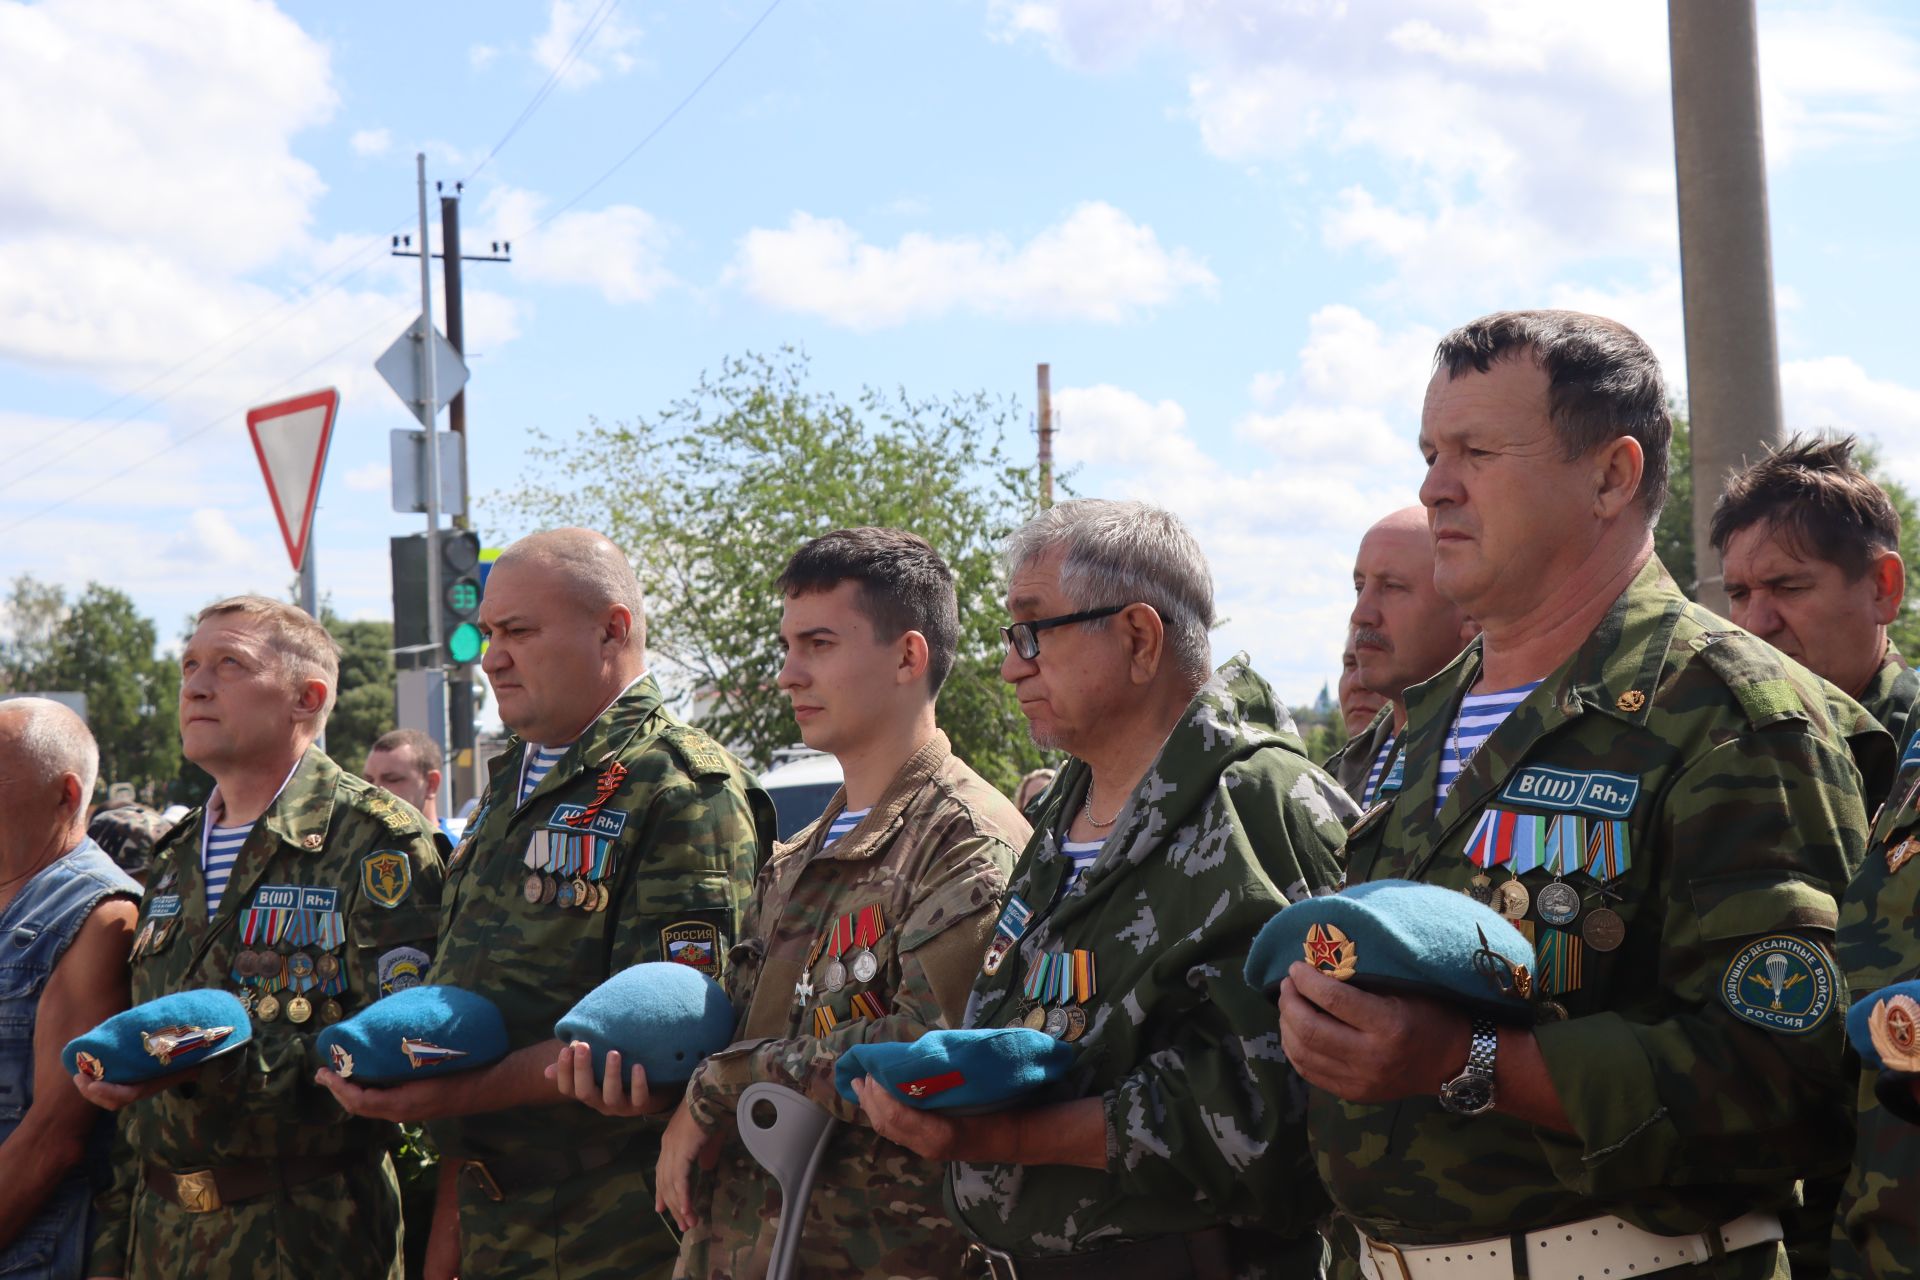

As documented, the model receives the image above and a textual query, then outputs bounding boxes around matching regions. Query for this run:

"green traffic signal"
[447,621,484,665]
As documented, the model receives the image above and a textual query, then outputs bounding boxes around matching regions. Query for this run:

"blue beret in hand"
[1244,879,1538,1022]
[1849,980,1920,1125]
[316,986,508,1084]
[554,960,736,1087]
[64,989,251,1084]
[834,1028,1076,1111]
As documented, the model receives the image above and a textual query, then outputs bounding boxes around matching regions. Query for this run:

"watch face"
[1440,1074,1496,1116]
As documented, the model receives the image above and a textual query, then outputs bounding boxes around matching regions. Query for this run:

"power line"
[0,307,411,539]
[537,0,785,231]
[461,0,626,187]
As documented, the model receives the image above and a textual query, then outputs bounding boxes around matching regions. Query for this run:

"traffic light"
[440,531,484,665]
[390,531,485,670]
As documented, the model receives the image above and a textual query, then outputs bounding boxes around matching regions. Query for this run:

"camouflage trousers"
[123,1152,401,1280]
[673,1142,984,1280]
[455,1148,679,1280]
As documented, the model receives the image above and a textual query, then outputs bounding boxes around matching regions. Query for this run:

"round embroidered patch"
[1720,934,1837,1035]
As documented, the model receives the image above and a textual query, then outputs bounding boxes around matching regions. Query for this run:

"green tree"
[498,348,1048,794]
[322,612,397,772]
[1652,410,1696,594]
[0,576,181,802]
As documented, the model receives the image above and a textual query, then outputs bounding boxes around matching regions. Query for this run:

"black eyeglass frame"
[1001,604,1128,661]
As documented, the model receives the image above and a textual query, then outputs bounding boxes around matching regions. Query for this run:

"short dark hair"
[1709,434,1900,580]
[1433,310,1672,517]
[370,728,443,777]
[777,528,960,695]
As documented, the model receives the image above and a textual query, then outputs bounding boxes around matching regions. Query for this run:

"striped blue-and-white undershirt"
[1362,735,1398,807]
[825,807,870,848]
[1059,838,1104,895]
[1436,681,1542,811]
[519,743,570,805]
[202,823,250,914]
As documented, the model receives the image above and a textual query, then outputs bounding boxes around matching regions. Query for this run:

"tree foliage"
[499,349,1050,793]
[322,611,397,773]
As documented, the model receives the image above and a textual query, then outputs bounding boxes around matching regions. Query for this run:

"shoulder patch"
[1687,627,1811,729]
[1720,934,1838,1035]
[361,850,412,908]
[662,726,733,781]
[660,920,722,975]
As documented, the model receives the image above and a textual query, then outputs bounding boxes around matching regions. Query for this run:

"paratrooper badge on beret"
[1847,980,1920,1074]
[1245,879,1539,1022]
[64,990,252,1084]
[834,1027,1077,1112]
[553,960,736,1087]
[315,986,509,1084]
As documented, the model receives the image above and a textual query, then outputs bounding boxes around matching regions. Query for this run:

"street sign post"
[246,387,340,619]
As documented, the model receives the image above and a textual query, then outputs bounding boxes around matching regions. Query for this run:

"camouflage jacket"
[426,674,771,1280]
[1322,705,1399,812]
[947,655,1354,1276]
[1324,558,1873,1277]
[1859,643,1920,770]
[1832,758,1920,1279]
[91,747,445,1279]
[674,730,1028,1280]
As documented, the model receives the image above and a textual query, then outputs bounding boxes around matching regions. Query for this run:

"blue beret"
[64,990,251,1084]
[1850,981,1920,1124]
[553,961,735,1086]
[315,986,509,1084]
[1244,879,1537,1021]
[834,1028,1076,1111]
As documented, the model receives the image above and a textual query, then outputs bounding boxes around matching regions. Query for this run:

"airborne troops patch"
[1720,935,1838,1035]
[362,851,412,908]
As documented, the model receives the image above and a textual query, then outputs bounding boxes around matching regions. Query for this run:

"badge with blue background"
[1498,766,1639,818]
[548,804,628,840]
[1721,935,1838,1035]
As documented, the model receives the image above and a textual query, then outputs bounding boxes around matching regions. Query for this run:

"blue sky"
[8,0,1920,715]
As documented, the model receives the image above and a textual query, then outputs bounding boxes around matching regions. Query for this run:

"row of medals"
[822,946,880,992]
[1017,998,1088,1042]
[233,948,343,1025]
[522,870,612,912]
[1470,872,1627,952]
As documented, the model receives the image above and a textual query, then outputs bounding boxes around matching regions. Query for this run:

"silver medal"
[824,958,848,993]
[1536,880,1581,926]
[850,948,879,984]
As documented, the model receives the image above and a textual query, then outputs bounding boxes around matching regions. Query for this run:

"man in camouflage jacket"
[318,530,769,1280]
[862,501,1354,1280]
[1284,312,1875,1280]
[81,597,444,1280]
[659,529,1029,1280]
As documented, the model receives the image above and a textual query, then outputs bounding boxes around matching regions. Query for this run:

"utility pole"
[394,184,509,811]
[1037,363,1054,509]
[1670,0,1784,610]
[414,154,450,824]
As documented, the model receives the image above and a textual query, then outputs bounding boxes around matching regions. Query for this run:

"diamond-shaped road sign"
[376,315,469,422]
[247,388,340,573]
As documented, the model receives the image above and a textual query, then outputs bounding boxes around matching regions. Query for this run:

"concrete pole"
[1669,0,1785,610]
[1037,363,1054,509]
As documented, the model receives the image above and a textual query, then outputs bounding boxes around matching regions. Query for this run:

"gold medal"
[286,995,313,1024]
[571,876,591,909]
[321,998,345,1024]
[540,874,558,905]
[255,993,281,1023]
[1021,1004,1048,1032]
[1494,877,1531,920]
[315,954,340,981]
[1466,872,1494,905]
[1062,1005,1089,1042]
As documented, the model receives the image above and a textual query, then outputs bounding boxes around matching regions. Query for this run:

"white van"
[757,746,844,841]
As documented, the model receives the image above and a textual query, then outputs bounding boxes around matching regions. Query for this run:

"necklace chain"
[1081,781,1121,829]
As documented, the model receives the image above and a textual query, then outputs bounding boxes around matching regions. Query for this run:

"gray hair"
[1004,499,1215,687]
[0,697,100,804]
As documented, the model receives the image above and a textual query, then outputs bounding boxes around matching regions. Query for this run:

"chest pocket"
[0,930,50,1126]
[805,899,900,1028]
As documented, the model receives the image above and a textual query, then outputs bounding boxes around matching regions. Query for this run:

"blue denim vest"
[0,840,140,1278]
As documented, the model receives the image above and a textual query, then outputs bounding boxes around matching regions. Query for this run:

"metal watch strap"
[1438,1017,1498,1115]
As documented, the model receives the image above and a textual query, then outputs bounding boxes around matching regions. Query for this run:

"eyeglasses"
[1001,605,1127,661]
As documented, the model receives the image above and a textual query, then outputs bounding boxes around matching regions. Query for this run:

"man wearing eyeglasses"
[857,498,1356,1279]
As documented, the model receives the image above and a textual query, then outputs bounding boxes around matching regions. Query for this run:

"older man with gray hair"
[859,498,1356,1279]
[0,699,140,1278]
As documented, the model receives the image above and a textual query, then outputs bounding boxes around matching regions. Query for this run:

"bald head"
[0,697,98,858]
[493,527,647,645]
[1350,506,1471,719]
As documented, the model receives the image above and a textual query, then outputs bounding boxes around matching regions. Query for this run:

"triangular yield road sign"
[246,388,340,572]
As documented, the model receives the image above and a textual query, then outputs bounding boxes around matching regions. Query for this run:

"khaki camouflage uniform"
[1325,559,1875,1279]
[426,675,770,1280]
[674,730,1028,1280]
[1857,643,1920,783]
[948,656,1354,1278]
[1832,753,1920,1279]
[1323,705,1399,813]
[90,748,445,1280]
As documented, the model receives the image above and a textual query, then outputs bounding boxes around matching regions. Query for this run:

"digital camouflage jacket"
[90,747,445,1280]
[1832,758,1920,1280]
[674,730,1027,1280]
[426,675,770,1280]
[1326,558,1875,1279]
[948,655,1354,1278]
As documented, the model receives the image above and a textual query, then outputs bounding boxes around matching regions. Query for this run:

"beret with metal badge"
[834,1027,1078,1111]
[553,960,736,1087]
[1846,978,1920,1123]
[64,989,252,1084]
[316,985,509,1084]
[1245,878,1539,1022]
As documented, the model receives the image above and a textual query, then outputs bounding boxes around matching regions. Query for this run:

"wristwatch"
[1438,1018,1499,1115]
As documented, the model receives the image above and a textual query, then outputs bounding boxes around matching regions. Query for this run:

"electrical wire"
[461,0,626,187]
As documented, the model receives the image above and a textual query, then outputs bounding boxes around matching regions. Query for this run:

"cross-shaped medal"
[793,978,815,1008]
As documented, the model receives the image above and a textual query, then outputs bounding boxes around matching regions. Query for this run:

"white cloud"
[469,43,499,71]
[727,202,1216,330]
[343,462,391,493]
[1782,356,1920,491]
[478,187,675,305]
[532,0,643,89]
[349,127,390,156]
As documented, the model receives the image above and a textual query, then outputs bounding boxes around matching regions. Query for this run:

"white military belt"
[1354,1211,1782,1280]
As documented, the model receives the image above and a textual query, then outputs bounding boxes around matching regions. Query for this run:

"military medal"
[797,931,827,1009]
[1043,1006,1070,1038]
[1020,1004,1048,1032]
[316,954,340,981]
[286,994,313,1024]
[823,912,851,993]
[1062,1005,1089,1042]
[1466,873,1493,904]
[288,952,315,982]
[255,993,281,1022]
[1888,836,1920,875]
[133,920,155,960]
[321,998,344,1024]
[849,991,886,1022]
[1534,999,1570,1022]
[570,875,591,911]
[982,895,1032,977]
[1581,907,1625,952]
[523,872,545,903]
[849,904,884,983]
[1494,876,1530,920]
[1536,881,1580,926]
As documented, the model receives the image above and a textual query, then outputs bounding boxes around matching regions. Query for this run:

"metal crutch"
[737,1081,840,1280]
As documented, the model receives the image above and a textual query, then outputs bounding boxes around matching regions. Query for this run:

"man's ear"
[292,679,330,724]
[427,768,444,796]
[1121,603,1167,686]
[1871,549,1906,625]
[1592,435,1646,520]
[896,631,931,687]
[603,604,634,648]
